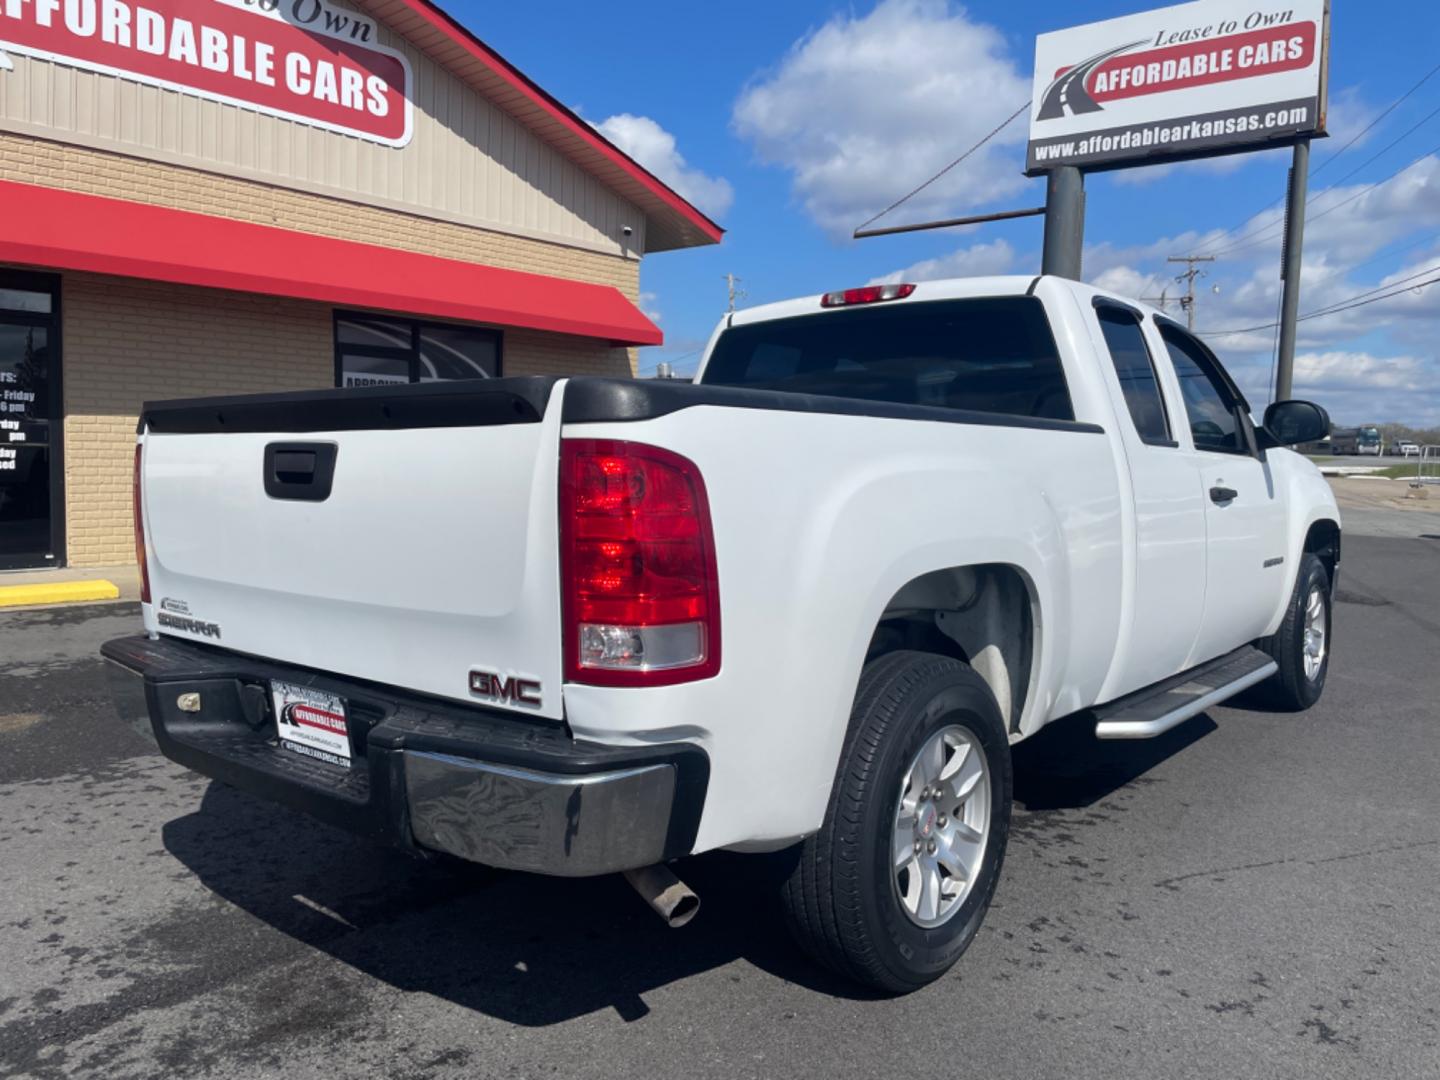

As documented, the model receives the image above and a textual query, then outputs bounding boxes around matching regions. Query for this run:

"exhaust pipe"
[624,864,700,928]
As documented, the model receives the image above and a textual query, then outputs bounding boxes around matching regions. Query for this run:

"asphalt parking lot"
[3,498,1439,1079]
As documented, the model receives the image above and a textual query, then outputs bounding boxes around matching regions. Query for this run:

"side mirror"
[1262,399,1330,448]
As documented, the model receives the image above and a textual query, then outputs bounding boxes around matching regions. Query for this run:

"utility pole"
[1275,139,1311,402]
[724,273,745,314]
[1168,255,1215,332]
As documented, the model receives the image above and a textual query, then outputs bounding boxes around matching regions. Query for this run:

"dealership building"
[0,0,720,572]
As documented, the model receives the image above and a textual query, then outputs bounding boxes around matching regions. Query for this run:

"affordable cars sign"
[1027,0,1328,174]
[0,0,412,146]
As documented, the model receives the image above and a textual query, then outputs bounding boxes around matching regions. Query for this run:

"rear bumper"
[102,634,708,877]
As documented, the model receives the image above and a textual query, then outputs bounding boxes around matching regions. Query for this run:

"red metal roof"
[0,181,663,346]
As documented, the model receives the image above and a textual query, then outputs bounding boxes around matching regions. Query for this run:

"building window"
[335,313,501,388]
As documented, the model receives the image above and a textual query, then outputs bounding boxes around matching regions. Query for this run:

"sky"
[452,0,1440,428]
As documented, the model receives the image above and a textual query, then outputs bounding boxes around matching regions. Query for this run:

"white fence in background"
[1419,446,1440,485]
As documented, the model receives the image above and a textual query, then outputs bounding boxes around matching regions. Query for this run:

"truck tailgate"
[137,379,566,720]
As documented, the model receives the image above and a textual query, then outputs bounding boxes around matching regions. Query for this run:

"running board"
[1093,646,1278,740]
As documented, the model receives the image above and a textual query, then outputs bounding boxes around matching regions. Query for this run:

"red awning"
[0,180,662,346]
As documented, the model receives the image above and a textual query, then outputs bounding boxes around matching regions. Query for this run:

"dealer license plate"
[272,681,351,769]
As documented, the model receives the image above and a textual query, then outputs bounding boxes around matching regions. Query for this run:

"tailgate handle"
[264,442,338,502]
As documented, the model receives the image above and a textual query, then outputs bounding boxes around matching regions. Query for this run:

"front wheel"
[781,650,1012,993]
[1257,552,1331,711]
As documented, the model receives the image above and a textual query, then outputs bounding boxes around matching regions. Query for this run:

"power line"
[1311,60,1440,177]
[1207,109,1440,257]
[854,100,1030,234]
[1315,100,1440,191]
[1200,271,1440,336]
[1193,61,1440,255]
[1211,139,1440,258]
[1309,228,1440,289]
[1307,273,1439,316]
[1302,260,1440,317]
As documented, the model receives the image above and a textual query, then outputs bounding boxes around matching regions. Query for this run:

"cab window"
[1095,305,1172,445]
[1159,325,1246,454]
[700,297,1075,422]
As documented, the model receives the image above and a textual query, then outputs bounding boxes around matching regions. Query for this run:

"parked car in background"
[106,275,1342,993]
[1398,441,1420,457]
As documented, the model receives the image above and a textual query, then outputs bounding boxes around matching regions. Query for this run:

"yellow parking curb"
[0,580,122,608]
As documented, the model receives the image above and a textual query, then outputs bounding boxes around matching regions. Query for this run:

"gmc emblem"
[469,670,542,708]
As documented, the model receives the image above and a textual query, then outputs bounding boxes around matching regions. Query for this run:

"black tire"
[781,650,1012,994]
[1257,552,1331,711]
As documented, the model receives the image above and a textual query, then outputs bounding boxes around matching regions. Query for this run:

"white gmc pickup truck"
[106,275,1341,993]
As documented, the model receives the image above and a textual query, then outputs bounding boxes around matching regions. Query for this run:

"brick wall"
[59,274,635,568]
[0,132,641,298]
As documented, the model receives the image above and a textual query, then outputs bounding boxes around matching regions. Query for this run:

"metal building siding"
[0,9,641,254]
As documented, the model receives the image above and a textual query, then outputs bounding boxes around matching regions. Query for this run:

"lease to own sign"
[1027,0,1329,174]
[0,0,413,146]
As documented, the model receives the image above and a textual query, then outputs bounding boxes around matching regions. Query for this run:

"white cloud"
[1081,156,1440,426]
[638,291,662,323]
[1312,85,1383,161]
[1195,156,1440,268]
[1086,155,1440,311]
[593,113,734,219]
[869,238,1016,284]
[1289,352,1440,428]
[1294,351,1429,392]
[1091,265,1164,299]
[732,0,1030,236]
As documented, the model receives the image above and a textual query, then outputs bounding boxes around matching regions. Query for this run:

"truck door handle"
[1209,485,1238,504]
[264,442,338,502]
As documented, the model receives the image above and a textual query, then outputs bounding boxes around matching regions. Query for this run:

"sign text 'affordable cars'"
[1028,0,1328,174]
[0,0,412,146]
[1080,23,1315,102]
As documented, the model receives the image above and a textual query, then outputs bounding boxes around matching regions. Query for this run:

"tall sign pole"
[1275,139,1311,402]
[861,2,1331,307]
[1041,167,1086,280]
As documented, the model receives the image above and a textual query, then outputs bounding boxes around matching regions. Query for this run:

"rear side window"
[700,297,1075,422]
[1095,306,1171,445]
[1160,326,1245,454]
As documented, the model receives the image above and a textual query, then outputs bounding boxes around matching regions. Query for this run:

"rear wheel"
[1257,553,1331,711]
[781,650,1012,993]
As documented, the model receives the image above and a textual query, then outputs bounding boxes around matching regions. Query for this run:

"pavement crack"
[1155,837,1440,891]
[1310,837,1440,865]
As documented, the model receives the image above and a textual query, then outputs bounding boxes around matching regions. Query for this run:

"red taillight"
[133,444,151,604]
[560,440,720,686]
[820,283,916,308]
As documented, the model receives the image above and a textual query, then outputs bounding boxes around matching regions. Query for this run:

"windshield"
[1360,428,1380,444]
[700,297,1075,421]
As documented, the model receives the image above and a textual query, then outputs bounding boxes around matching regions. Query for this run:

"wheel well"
[866,564,1034,732]
[1304,519,1341,585]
